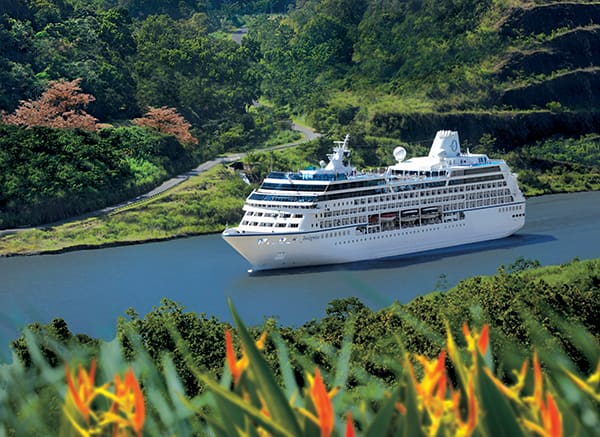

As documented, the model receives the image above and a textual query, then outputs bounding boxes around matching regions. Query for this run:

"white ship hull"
[223,203,526,271]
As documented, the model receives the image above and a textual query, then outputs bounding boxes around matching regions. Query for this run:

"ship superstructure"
[222,131,526,271]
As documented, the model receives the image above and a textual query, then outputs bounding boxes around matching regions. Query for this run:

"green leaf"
[197,372,294,437]
[333,320,354,389]
[271,330,302,407]
[475,354,525,437]
[364,386,401,437]
[229,298,303,436]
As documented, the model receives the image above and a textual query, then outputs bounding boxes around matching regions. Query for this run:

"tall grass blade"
[229,298,303,436]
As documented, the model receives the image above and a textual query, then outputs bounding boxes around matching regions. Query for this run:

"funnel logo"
[450,139,458,152]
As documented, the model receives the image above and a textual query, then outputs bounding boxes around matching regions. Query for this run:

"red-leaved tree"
[2,78,98,131]
[132,106,198,145]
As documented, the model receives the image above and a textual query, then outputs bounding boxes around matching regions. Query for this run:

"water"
[1,191,599,359]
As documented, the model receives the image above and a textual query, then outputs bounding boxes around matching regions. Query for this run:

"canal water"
[1,191,599,360]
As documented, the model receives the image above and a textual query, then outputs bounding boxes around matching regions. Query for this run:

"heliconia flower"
[590,360,600,386]
[533,351,544,409]
[483,360,529,404]
[463,323,489,357]
[465,380,478,436]
[255,395,272,437]
[446,322,460,365]
[309,367,336,437]
[225,328,241,383]
[298,367,339,437]
[345,411,355,437]
[395,402,407,415]
[410,350,447,411]
[521,352,563,437]
[407,350,449,436]
[100,368,145,436]
[541,392,562,437]
[523,391,563,437]
[65,358,100,423]
[448,379,478,437]
[225,327,268,384]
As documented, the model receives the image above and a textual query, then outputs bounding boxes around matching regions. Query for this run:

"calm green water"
[1,191,599,359]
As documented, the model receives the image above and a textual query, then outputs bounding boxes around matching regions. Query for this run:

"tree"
[132,106,198,145]
[2,78,98,131]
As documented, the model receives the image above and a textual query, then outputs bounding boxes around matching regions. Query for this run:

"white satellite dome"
[393,146,407,162]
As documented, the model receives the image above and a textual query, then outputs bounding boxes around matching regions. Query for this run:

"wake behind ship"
[222,131,526,271]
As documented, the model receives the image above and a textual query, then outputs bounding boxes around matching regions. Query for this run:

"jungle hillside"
[1,0,600,230]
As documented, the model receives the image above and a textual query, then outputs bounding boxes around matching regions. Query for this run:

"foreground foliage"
[2,257,598,435]
[1,299,598,436]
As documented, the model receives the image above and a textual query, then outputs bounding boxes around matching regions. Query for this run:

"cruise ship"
[222,130,526,271]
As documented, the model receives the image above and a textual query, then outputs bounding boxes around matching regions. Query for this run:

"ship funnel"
[429,130,460,159]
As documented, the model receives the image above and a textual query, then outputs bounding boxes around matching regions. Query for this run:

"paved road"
[0,124,320,236]
[231,27,248,45]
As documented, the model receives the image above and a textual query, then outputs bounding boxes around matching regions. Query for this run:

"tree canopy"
[2,78,98,130]
[133,106,198,145]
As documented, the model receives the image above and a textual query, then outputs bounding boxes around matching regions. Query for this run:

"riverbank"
[0,123,319,257]
[1,178,598,258]
[0,126,598,257]
[0,164,245,257]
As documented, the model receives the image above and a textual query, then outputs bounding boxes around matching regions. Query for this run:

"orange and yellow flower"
[65,358,100,424]
[522,352,563,437]
[225,327,267,384]
[484,358,529,404]
[564,359,600,402]
[64,360,145,437]
[307,367,338,437]
[404,348,478,437]
[411,349,447,411]
[463,323,489,357]
[449,379,478,437]
[345,411,355,437]
[100,368,146,436]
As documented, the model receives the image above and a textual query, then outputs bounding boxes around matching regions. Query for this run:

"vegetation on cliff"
[1,0,600,231]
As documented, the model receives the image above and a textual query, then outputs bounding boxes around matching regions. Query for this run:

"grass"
[261,129,302,148]
[0,165,251,256]
[329,89,435,118]
[519,256,600,286]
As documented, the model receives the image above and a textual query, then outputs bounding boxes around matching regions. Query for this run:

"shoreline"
[0,124,320,258]
[0,230,215,258]
[1,189,598,258]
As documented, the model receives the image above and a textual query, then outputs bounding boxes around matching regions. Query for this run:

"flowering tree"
[1,78,98,131]
[132,106,198,145]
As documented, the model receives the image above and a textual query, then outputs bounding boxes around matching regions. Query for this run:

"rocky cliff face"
[497,3,600,111]
[498,27,600,81]
[370,2,600,148]
[370,110,600,149]
[499,2,600,38]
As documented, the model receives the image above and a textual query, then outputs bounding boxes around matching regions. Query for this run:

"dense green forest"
[1,0,600,229]
[0,0,296,227]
